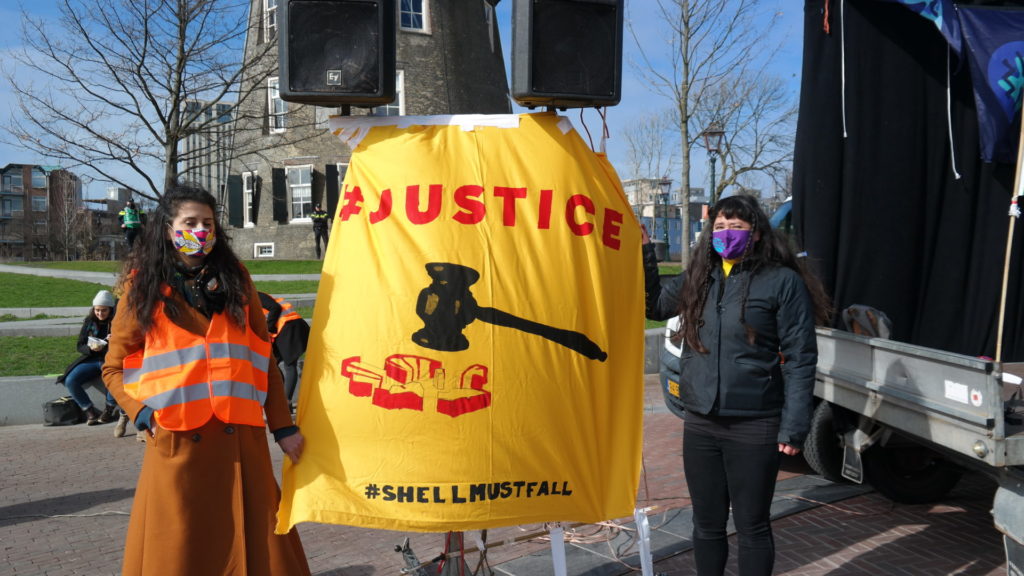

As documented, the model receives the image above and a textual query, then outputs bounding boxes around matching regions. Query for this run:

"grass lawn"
[0,273,113,308]
[9,261,121,272]
[0,264,319,309]
[3,336,78,377]
[10,259,324,274]
[242,260,324,274]
[253,280,320,294]
[0,314,71,322]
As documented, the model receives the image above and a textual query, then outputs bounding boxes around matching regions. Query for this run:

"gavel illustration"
[411,262,608,362]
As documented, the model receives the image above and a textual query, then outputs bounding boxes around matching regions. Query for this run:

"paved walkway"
[0,375,1008,575]
[0,263,1011,573]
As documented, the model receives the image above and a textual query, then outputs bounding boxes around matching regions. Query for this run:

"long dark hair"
[680,194,831,353]
[85,304,116,337]
[119,183,249,333]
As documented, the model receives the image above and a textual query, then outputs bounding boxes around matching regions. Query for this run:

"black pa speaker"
[511,0,623,109]
[278,0,396,106]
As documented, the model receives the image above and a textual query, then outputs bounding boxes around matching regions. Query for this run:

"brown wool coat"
[103,278,311,576]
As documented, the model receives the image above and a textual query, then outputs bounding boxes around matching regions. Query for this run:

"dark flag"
[878,0,962,57]
[958,7,1024,163]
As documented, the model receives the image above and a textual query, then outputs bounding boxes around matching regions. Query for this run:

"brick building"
[0,164,86,261]
[226,0,511,260]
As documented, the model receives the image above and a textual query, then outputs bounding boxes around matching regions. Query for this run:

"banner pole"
[995,113,1024,363]
[549,524,568,576]
[634,507,655,576]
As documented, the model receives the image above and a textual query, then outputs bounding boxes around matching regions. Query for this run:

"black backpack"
[43,396,84,426]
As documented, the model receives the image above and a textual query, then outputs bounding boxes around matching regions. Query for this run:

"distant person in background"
[118,199,146,248]
[58,290,120,426]
[311,203,329,259]
[259,291,310,409]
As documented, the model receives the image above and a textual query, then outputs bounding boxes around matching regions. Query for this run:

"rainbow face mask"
[172,227,216,256]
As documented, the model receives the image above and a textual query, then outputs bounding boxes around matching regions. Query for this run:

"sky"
[0,0,803,199]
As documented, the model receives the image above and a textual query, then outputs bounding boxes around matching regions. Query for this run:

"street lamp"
[702,120,725,206]
[658,177,671,246]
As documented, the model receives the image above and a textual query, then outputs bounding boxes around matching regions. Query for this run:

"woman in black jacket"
[645,194,830,576]
[59,290,120,425]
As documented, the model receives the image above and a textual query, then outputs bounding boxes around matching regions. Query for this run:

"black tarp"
[793,0,1024,359]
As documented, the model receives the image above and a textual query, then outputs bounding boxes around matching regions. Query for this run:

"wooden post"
[995,113,1024,362]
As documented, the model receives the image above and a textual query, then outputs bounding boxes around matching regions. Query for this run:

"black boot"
[85,406,102,426]
[98,405,118,424]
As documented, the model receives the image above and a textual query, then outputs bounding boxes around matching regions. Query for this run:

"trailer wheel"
[803,402,846,482]
[862,438,963,504]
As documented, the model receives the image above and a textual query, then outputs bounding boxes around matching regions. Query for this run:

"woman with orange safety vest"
[102,184,311,576]
[259,292,310,408]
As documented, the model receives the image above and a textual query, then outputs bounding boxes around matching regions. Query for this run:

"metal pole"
[660,192,669,245]
[652,192,658,243]
[709,154,718,207]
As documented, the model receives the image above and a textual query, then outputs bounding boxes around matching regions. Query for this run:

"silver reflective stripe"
[144,382,211,410]
[211,380,268,405]
[123,345,208,385]
[208,343,270,373]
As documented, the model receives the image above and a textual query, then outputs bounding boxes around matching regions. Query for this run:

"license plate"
[666,379,680,398]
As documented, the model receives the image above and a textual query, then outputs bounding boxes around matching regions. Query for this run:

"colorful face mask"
[172,227,216,257]
[712,229,751,260]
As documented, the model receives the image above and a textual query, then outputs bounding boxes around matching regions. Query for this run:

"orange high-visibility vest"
[122,301,271,431]
[263,297,302,341]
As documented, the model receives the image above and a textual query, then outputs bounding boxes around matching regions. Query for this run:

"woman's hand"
[278,431,305,464]
[641,223,651,245]
[778,443,801,456]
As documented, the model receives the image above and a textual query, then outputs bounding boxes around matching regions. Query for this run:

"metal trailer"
[808,327,1024,571]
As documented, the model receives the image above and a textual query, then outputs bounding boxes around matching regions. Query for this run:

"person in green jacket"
[118,199,146,248]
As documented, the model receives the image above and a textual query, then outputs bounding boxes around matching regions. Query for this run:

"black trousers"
[314,227,329,258]
[279,360,299,403]
[125,227,140,248]
[683,429,781,576]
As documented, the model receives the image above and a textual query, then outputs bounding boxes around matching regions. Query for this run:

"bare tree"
[623,110,678,180]
[49,177,83,261]
[629,0,794,267]
[691,72,796,202]
[3,0,310,200]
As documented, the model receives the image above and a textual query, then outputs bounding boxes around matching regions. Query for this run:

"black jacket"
[311,209,329,231]
[57,315,113,384]
[258,292,310,365]
[644,245,818,447]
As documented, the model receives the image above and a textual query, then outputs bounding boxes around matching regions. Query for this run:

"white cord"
[946,44,962,180]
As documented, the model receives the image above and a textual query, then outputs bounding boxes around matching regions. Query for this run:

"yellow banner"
[277,113,644,533]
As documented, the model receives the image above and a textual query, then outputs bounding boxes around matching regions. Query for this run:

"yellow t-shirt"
[722,259,738,277]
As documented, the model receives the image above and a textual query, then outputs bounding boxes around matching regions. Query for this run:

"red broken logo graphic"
[341,354,491,417]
